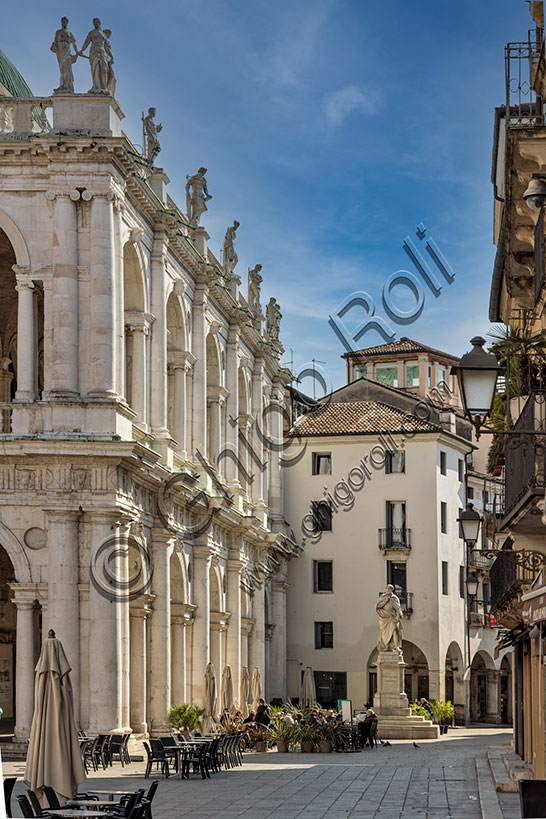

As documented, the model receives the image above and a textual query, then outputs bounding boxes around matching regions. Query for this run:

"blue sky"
[3,0,527,390]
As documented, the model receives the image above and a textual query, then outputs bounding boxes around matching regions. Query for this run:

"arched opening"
[470,650,497,722]
[123,242,147,422]
[206,334,222,466]
[445,641,464,712]
[166,294,188,454]
[367,640,429,705]
[264,586,272,702]
[500,654,512,724]
[0,546,16,730]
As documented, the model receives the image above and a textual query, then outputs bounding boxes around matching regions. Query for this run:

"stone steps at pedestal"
[376,715,440,739]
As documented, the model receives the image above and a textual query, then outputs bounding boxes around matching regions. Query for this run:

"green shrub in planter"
[169,703,204,732]
[268,721,296,751]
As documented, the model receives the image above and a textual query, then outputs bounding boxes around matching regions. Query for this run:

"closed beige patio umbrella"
[251,666,262,712]
[221,665,234,713]
[24,631,85,806]
[202,662,217,734]
[300,666,317,707]
[240,666,250,718]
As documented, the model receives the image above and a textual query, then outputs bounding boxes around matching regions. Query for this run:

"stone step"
[486,749,518,792]
[475,755,504,819]
[376,714,439,739]
[0,740,28,760]
[503,751,532,783]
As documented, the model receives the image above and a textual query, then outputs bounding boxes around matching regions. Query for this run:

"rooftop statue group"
[51,17,115,95]
[49,17,282,341]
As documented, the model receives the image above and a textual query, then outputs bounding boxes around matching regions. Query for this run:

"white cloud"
[323,85,379,126]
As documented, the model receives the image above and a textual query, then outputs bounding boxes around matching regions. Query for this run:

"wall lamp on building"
[457,504,482,549]
[465,572,479,599]
[523,174,546,211]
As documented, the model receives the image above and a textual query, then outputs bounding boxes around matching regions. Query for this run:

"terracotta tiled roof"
[293,400,438,436]
[342,337,460,362]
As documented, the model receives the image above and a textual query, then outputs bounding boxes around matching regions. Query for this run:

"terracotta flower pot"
[301,740,314,753]
[319,740,332,753]
[276,741,288,753]
[255,740,267,753]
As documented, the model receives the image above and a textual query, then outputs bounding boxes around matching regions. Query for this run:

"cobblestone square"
[4,728,520,819]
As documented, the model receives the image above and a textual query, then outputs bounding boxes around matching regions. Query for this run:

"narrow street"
[4,728,519,819]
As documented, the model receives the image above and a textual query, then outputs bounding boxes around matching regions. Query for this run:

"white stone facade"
[0,92,296,738]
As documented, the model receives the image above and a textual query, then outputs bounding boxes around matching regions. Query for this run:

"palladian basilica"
[0,21,297,740]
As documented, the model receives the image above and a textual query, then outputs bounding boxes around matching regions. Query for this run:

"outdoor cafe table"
[66,801,120,809]
[44,811,109,818]
[86,791,131,802]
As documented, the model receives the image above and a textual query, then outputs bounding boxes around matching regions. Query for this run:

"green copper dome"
[0,50,33,97]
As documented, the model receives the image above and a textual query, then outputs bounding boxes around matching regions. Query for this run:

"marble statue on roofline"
[142,107,162,166]
[266,297,282,340]
[222,220,240,277]
[376,584,403,653]
[78,18,112,94]
[185,167,212,227]
[248,264,263,315]
[51,17,79,94]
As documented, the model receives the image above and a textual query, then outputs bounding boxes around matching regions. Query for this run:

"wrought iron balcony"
[378,528,411,550]
[468,549,495,571]
[503,394,546,521]
[489,545,546,628]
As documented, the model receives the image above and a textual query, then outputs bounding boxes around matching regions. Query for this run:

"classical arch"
[470,650,497,723]
[444,641,464,708]
[500,654,512,724]
[170,551,189,704]
[0,522,32,582]
[367,640,430,705]
[0,207,30,267]
[206,333,223,464]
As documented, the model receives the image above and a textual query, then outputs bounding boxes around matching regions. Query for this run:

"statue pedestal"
[52,93,124,137]
[373,650,439,739]
[148,170,169,205]
[373,650,410,716]
[193,227,209,257]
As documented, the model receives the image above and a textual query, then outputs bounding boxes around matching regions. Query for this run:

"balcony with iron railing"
[398,591,413,615]
[503,393,546,524]
[505,27,545,129]
[378,528,411,552]
[490,545,546,628]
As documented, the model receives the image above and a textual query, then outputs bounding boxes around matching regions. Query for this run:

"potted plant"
[268,721,295,752]
[247,724,269,752]
[169,703,204,736]
[319,720,339,753]
[298,722,319,753]
[430,699,454,733]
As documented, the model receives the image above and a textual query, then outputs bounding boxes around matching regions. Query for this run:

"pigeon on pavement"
[413,741,420,748]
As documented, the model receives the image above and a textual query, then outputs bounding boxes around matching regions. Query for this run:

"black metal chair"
[143,741,170,778]
[109,734,126,766]
[42,786,61,809]
[121,732,132,765]
[15,795,35,819]
[26,790,44,817]
[158,736,178,772]
[179,740,210,780]
[3,776,17,818]
[519,779,546,817]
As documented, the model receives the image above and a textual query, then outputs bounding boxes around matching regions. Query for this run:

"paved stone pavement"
[4,727,521,819]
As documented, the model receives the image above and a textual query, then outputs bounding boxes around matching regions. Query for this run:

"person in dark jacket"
[255,698,270,726]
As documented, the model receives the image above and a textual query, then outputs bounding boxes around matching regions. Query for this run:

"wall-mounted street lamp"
[457,504,482,549]
[465,572,479,598]
[523,175,546,210]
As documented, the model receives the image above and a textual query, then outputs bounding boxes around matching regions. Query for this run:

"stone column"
[14,278,36,401]
[168,351,194,456]
[225,325,240,484]
[250,584,266,687]
[149,529,173,735]
[270,579,287,701]
[486,670,501,723]
[241,618,252,673]
[207,389,227,468]
[226,556,242,706]
[191,282,207,457]
[268,382,284,517]
[171,604,186,705]
[191,546,211,705]
[12,596,35,738]
[87,511,124,733]
[47,190,79,398]
[113,200,125,398]
[210,618,223,682]
[86,192,117,398]
[46,511,80,720]
[78,584,90,731]
[129,594,153,735]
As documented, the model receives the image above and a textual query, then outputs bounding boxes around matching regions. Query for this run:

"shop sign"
[522,590,546,624]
